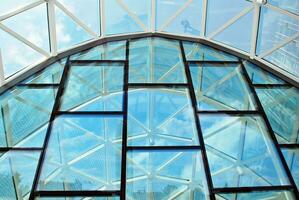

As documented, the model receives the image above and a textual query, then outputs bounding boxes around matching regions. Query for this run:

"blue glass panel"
[60,63,124,111]
[190,63,256,110]
[206,0,252,36]
[200,114,289,187]
[38,115,123,191]
[244,61,286,84]
[128,88,199,146]
[23,59,66,84]
[71,41,126,60]
[282,148,299,189]
[129,37,186,83]
[2,3,50,52]
[0,0,38,17]
[213,10,253,52]
[0,87,56,147]
[104,0,150,35]
[268,0,299,15]
[183,41,238,61]
[126,150,208,199]
[156,0,202,36]
[256,87,299,144]
[58,0,100,35]
[216,190,296,200]
[0,150,40,200]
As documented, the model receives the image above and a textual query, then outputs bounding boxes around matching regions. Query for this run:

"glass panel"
[200,114,289,187]
[216,190,296,200]
[2,3,50,52]
[57,0,100,35]
[38,115,123,191]
[104,0,150,35]
[190,63,256,110]
[55,5,92,51]
[244,61,286,84]
[213,10,253,52]
[0,87,56,147]
[206,0,252,36]
[183,41,238,61]
[256,87,299,144]
[71,41,126,60]
[128,88,199,146]
[0,0,38,17]
[126,150,208,199]
[156,0,202,36]
[129,37,186,83]
[23,59,66,84]
[282,148,299,189]
[0,150,40,200]
[0,29,46,78]
[264,37,299,78]
[36,197,119,200]
[257,7,298,55]
[60,63,124,111]
[268,0,299,16]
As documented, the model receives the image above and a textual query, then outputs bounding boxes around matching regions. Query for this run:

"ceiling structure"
[0,0,298,86]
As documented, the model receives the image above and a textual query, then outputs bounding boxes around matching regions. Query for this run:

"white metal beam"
[100,0,105,36]
[265,3,299,20]
[200,0,207,37]
[47,0,57,56]
[158,0,193,31]
[259,32,299,58]
[54,0,98,38]
[0,49,5,85]
[151,0,156,32]
[250,2,260,58]
[0,22,50,57]
[0,0,45,21]
[208,6,254,39]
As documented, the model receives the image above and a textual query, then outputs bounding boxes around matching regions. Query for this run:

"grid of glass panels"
[0,36,298,200]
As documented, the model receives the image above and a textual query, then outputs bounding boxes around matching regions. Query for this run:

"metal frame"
[0,34,298,200]
[0,0,298,87]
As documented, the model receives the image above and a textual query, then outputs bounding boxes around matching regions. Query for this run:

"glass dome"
[0,36,298,199]
[0,0,298,85]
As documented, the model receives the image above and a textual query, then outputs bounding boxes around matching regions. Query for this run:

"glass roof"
[0,0,298,83]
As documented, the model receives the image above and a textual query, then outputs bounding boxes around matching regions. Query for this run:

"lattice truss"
[0,0,298,86]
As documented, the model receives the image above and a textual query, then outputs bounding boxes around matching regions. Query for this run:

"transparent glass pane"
[264,37,299,78]
[126,150,208,199]
[0,150,40,200]
[183,41,238,61]
[2,3,50,52]
[268,0,299,17]
[55,5,92,51]
[38,115,123,191]
[0,29,46,78]
[200,114,289,187]
[71,41,126,60]
[57,0,100,35]
[37,197,119,200]
[257,6,298,55]
[0,87,56,147]
[128,88,199,146]
[216,190,296,200]
[256,87,299,144]
[129,37,186,83]
[23,59,66,84]
[244,61,286,84]
[213,10,253,52]
[0,0,38,16]
[156,0,202,36]
[190,63,256,110]
[104,0,150,35]
[60,63,124,111]
[206,0,252,36]
[282,148,299,189]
